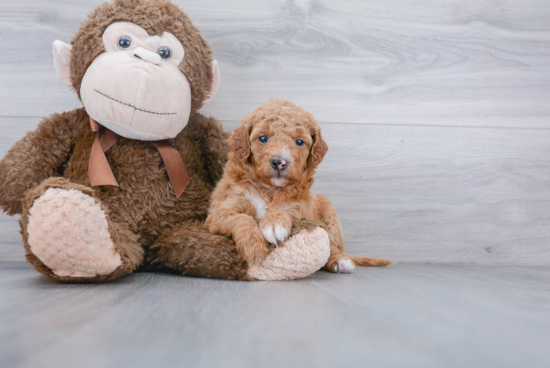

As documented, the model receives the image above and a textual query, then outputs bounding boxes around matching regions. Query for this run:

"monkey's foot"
[27,188,122,278]
[248,225,330,281]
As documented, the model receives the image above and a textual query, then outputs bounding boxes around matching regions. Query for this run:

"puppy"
[206,99,393,272]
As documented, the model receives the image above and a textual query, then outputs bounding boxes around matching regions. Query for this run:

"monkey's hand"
[0,109,81,215]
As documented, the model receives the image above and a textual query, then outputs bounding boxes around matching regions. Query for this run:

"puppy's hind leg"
[316,194,393,273]
[323,250,394,273]
[323,251,357,274]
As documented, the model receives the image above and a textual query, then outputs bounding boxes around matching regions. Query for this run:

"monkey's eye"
[296,139,304,146]
[118,36,132,49]
[259,135,268,143]
[157,46,172,60]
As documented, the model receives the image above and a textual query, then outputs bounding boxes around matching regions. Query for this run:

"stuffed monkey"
[0,0,330,282]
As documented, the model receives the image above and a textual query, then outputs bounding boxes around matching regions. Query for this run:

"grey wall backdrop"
[1,0,549,264]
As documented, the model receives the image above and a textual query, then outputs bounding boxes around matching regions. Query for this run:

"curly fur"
[207,99,394,270]
[0,0,249,282]
[0,2,339,282]
[7,107,253,282]
[0,0,252,281]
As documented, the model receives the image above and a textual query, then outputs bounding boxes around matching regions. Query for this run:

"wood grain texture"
[1,263,549,368]
[1,1,550,264]
[0,213,22,262]
[0,0,549,127]
[1,2,550,366]
[2,118,550,264]
[315,123,550,264]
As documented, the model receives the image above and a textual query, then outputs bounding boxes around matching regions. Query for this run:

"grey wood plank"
[0,0,549,128]
[2,117,550,264]
[0,117,39,158]
[0,263,549,368]
[0,213,22,262]
[0,117,35,262]
[314,123,550,264]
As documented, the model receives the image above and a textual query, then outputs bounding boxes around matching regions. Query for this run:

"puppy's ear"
[307,115,328,169]
[229,123,252,161]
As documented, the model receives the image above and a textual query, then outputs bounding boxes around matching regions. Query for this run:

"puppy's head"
[229,99,328,188]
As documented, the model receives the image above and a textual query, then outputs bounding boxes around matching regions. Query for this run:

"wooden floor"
[1,262,549,368]
[1,0,550,367]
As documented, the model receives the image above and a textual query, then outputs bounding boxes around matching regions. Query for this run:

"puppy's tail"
[346,254,395,267]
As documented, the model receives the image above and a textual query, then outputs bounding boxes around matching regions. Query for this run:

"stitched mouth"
[94,89,177,116]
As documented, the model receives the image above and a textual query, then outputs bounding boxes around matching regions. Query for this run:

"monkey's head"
[53,0,220,141]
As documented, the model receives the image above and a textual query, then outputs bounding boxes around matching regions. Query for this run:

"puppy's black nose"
[271,157,288,171]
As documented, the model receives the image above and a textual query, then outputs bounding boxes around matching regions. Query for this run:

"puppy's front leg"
[260,209,293,246]
[231,215,270,264]
[207,209,269,265]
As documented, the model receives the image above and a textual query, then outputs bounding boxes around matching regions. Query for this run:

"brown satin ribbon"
[88,117,189,198]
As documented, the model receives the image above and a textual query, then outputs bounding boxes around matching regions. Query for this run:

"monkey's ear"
[52,40,72,87]
[203,60,220,104]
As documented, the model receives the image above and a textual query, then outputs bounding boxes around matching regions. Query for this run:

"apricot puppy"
[206,99,393,272]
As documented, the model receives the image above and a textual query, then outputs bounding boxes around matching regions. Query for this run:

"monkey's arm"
[0,109,84,215]
[191,113,230,186]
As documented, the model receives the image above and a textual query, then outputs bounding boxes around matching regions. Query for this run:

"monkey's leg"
[147,220,251,280]
[20,177,143,282]
[247,220,331,281]
[148,220,330,281]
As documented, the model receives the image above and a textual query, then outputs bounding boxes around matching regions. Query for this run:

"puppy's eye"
[259,135,268,143]
[118,36,132,49]
[296,139,304,146]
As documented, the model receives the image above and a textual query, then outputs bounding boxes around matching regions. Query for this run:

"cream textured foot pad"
[27,188,121,277]
[248,227,331,281]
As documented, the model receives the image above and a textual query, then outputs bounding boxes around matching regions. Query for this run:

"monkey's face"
[78,22,191,141]
[52,0,221,141]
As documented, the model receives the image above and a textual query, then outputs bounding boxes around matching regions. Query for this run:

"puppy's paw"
[261,224,278,245]
[336,258,356,274]
[261,223,290,245]
[323,256,356,274]
[274,224,290,242]
[260,216,291,245]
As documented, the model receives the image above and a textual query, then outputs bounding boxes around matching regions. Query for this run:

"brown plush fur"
[70,0,213,112]
[5,107,252,281]
[20,177,143,282]
[0,0,251,282]
[206,99,393,270]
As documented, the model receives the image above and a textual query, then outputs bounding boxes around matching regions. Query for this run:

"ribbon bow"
[88,117,189,198]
